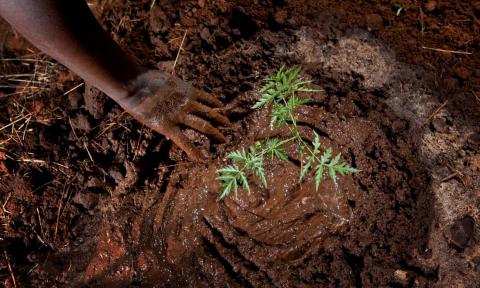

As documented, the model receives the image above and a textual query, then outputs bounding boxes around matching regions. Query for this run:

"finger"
[195,90,224,108]
[188,101,231,126]
[164,125,207,162]
[180,114,226,142]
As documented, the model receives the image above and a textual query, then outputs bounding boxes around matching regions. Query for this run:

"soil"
[1,0,479,287]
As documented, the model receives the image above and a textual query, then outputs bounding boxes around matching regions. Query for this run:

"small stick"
[68,117,79,140]
[54,183,69,240]
[5,253,17,288]
[172,29,188,74]
[150,0,156,10]
[17,158,46,164]
[157,162,191,169]
[421,46,472,55]
[419,7,425,34]
[423,100,448,126]
[1,192,12,215]
[472,91,480,104]
[442,164,467,186]
[31,181,52,194]
[36,207,45,239]
[0,114,30,133]
[441,171,460,182]
[61,82,84,97]
[133,125,145,161]
[83,142,95,163]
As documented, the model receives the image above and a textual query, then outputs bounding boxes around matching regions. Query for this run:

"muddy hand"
[0,1,230,161]
[121,70,231,161]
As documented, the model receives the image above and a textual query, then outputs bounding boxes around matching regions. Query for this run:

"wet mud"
[1,0,479,287]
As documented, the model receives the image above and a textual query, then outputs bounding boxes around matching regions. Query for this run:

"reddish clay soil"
[1,0,479,287]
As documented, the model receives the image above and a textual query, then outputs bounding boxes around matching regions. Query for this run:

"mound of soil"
[1,0,479,287]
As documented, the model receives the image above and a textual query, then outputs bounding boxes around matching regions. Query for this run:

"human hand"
[118,70,230,161]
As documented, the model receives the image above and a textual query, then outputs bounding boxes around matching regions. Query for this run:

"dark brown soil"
[1,0,479,287]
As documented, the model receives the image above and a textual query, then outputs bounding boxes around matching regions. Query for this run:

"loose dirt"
[1,0,479,287]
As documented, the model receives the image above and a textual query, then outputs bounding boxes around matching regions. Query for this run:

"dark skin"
[0,0,230,161]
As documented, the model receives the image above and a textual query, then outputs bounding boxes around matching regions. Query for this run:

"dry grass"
[0,52,60,150]
[0,54,56,99]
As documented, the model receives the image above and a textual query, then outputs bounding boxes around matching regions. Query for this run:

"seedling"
[216,67,360,200]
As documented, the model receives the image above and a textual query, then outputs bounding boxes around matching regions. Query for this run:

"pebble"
[68,92,83,108]
[394,269,408,283]
[431,117,448,133]
[449,216,475,250]
[273,10,288,25]
[443,77,458,92]
[425,1,437,12]
[200,27,211,41]
[366,14,384,31]
[454,67,473,80]
[467,132,480,145]
[71,113,92,131]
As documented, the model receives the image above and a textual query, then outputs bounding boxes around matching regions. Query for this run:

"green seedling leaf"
[218,66,359,200]
[315,163,325,191]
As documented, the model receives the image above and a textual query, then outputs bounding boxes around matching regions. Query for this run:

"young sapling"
[217,66,359,199]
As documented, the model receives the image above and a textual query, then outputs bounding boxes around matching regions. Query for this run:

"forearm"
[0,0,145,100]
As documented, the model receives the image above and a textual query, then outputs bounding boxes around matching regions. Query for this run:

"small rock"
[425,1,437,12]
[468,132,480,145]
[366,14,384,31]
[443,77,458,93]
[198,0,205,8]
[72,192,98,210]
[394,269,409,283]
[71,113,92,131]
[157,60,175,74]
[209,17,219,26]
[150,6,169,33]
[86,176,102,188]
[68,92,83,108]
[450,216,475,249]
[454,67,473,80]
[392,119,408,133]
[200,27,211,41]
[84,84,108,119]
[431,117,448,133]
[473,256,480,271]
[109,166,124,184]
[273,10,288,25]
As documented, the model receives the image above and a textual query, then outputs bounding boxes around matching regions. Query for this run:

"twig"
[68,117,80,140]
[1,192,12,215]
[133,125,145,161]
[158,162,191,169]
[83,142,95,163]
[17,158,47,164]
[60,82,84,97]
[150,0,156,10]
[31,181,52,194]
[419,7,425,34]
[54,183,70,240]
[5,253,17,288]
[421,46,472,55]
[172,29,188,74]
[0,114,31,133]
[441,164,467,187]
[472,91,480,104]
[441,171,461,182]
[423,100,448,126]
[36,207,45,239]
